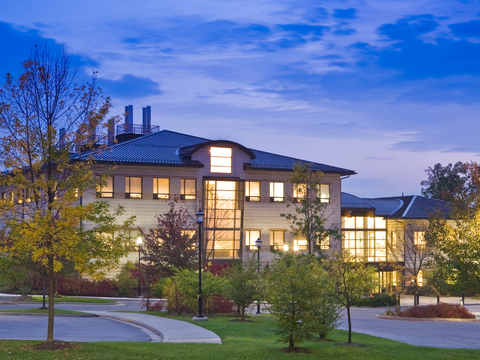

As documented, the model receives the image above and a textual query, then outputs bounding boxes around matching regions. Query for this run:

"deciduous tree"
[0,46,134,342]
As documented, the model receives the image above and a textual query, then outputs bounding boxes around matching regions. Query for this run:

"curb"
[95,314,164,341]
[376,315,480,322]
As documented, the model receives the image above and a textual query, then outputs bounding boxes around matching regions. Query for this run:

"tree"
[0,46,135,342]
[324,253,376,344]
[385,220,433,299]
[421,162,467,202]
[281,162,339,255]
[264,252,336,351]
[222,252,259,320]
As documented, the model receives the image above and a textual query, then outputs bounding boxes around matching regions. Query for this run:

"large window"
[97,176,114,198]
[210,147,232,173]
[269,182,284,202]
[153,178,170,199]
[270,230,285,250]
[342,216,387,262]
[181,179,196,200]
[245,181,260,202]
[245,230,261,250]
[125,177,142,198]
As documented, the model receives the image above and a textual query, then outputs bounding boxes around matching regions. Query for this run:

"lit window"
[293,237,308,251]
[414,231,426,248]
[210,147,232,173]
[417,270,423,287]
[269,182,284,202]
[293,184,306,202]
[153,178,170,199]
[181,179,196,200]
[97,176,114,198]
[320,235,330,250]
[270,230,285,250]
[245,230,261,250]
[245,181,260,201]
[317,184,330,203]
[125,177,142,198]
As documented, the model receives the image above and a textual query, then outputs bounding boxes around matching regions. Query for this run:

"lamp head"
[255,238,262,249]
[136,237,143,246]
[196,209,205,224]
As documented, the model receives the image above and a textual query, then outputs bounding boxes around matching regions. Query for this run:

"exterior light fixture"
[193,209,207,321]
[255,238,262,315]
[283,244,289,252]
[136,236,143,296]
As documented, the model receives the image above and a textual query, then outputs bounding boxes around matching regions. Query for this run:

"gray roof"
[341,192,375,210]
[363,195,451,219]
[79,130,356,175]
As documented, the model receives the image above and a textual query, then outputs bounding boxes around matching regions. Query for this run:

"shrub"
[115,261,137,297]
[55,276,119,297]
[355,294,399,307]
[385,302,475,319]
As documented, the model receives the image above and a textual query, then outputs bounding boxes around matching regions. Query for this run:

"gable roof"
[78,129,356,175]
[363,195,451,219]
[341,192,376,210]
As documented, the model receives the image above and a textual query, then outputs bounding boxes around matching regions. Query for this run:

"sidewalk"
[89,311,222,344]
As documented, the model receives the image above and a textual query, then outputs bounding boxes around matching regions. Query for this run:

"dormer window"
[210,147,232,173]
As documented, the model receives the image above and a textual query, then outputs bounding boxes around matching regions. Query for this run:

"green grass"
[1,314,480,359]
[0,308,85,315]
[30,296,115,304]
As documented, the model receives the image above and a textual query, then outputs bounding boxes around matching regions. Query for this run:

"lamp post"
[255,237,262,314]
[136,237,143,297]
[192,209,207,321]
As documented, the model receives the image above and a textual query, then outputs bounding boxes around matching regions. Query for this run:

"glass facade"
[342,216,387,261]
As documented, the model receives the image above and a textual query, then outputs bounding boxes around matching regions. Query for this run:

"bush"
[355,294,399,307]
[385,302,475,319]
[55,276,119,297]
[115,261,137,297]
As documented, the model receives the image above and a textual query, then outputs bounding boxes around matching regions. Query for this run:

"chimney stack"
[125,105,133,133]
[142,106,151,133]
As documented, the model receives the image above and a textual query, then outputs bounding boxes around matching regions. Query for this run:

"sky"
[0,0,479,198]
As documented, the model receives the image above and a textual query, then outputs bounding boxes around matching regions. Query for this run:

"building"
[341,193,451,293]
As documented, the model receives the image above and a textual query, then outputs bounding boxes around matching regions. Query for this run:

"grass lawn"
[30,296,115,304]
[0,308,85,315]
[1,313,480,359]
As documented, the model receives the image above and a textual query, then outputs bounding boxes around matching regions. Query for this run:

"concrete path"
[90,311,222,344]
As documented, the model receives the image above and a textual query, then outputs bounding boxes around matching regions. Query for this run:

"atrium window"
[269,182,284,202]
[97,176,114,198]
[341,216,387,262]
[181,179,196,200]
[245,181,260,201]
[210,147,232,173]
[245,230,261,250]
[125,177,142,198]
[153,178,170,199]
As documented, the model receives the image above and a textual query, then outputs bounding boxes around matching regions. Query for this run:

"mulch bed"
[31,341,78,351]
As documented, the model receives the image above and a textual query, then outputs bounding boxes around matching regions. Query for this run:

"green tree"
[421,162,467,202]
[281,162,339,255]
[324,253,376,344]
[0,46,135,342]
[222,253,259,320]
[264,253,335,351]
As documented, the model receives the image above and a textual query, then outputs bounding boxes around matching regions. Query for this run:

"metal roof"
[363,195,451,219]
[79,130,356,175]
[341,192,376,210]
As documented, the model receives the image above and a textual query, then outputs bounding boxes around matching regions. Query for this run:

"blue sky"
[1,0,479,197]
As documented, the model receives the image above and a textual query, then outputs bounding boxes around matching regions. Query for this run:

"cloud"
[98,74,162,99]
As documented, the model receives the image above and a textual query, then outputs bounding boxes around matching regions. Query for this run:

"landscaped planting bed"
[384,303,475,319]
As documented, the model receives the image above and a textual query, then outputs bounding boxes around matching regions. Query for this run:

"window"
[97,176,114,198]
[318,184,330,203]
[320,235,330,250]
[293,184,306,202]
[414,231,426,248]
[181,179,196,200]
[293,237,308,251]
[270,230,285,250]
[417,270,423,287]
[210,147,232,173]
[125,177,142,198]
[245,181,260,201]
[153,178,170,199]
[245,230,261,250]
[269,182,284,202]
[341,216,387,261]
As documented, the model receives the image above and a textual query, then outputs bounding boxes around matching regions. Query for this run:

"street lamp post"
[255,237,262,315]
[192,209,208,321]
[136,237,143,297]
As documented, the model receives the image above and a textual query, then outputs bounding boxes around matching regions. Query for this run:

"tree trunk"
[289,336,294,350]
[41,273,47,309]
[47,255,55,342]
[241,307,245,321]
[347,305,352,343]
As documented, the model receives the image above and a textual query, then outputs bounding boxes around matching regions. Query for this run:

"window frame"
[210,146,232,173]
[125,176,143,199]
[270,230,286,250]
[317,184,330,203]
[181,179,197,200]
[97,175,114,198]
[153,178,170,199]
[245,181,261,202]
[269,182,284,202]
[245,230,261,250]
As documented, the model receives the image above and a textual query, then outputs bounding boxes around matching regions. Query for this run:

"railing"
[116,124,159,135]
